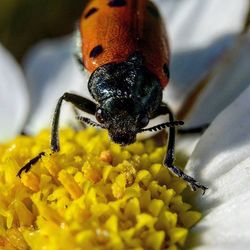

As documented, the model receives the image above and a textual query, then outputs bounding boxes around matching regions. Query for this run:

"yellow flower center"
[0,128,201,250]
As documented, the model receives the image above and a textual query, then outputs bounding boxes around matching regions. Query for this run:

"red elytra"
[80,0,170,88]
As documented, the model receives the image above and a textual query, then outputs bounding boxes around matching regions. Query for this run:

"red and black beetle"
[18,0,207,193]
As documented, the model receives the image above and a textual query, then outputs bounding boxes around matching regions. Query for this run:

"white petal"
[155,0,249,112]
[157,0,249,50]
[23,36,90,134]
[176,134,201,159]
[186,85,250,248]
[185,33,250,127]
[0,44,29,142]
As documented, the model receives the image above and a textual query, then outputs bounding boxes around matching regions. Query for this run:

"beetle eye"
[139,115,149,128]
[95,108,105,123]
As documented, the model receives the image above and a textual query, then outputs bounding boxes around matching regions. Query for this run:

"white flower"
[0,45,29,141]
[0,0,250,249]
[186,85,250,250]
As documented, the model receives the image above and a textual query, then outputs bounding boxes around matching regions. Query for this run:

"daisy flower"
[0,0,249,249]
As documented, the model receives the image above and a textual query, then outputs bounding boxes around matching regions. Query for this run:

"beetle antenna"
[138,120,184,133]
[76,116,105,128]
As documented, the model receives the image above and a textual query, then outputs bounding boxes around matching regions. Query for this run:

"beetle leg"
[17,93,96,177]
[72,106,87,129]
[17,152,45,177]
[160,103,208,194]
[51,92,96,152]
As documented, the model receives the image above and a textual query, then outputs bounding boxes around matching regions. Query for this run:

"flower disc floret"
[0,128,201,250]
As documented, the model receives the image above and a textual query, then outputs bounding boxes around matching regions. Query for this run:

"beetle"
[18,0,207,193]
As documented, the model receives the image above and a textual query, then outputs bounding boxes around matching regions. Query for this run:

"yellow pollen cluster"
[0,128,201,250]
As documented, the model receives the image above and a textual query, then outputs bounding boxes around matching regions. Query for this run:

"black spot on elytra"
[85,7,98,19]
[147,3,160,18]
[108,0,126,7]
[163,64,170,79]
[90,45,103,58]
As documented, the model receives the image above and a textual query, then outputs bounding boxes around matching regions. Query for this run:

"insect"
[18,0,207,193]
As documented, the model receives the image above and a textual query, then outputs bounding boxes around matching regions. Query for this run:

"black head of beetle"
[95,97,149,145]
[88,52,162,145]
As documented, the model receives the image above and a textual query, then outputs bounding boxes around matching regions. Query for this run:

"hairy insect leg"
[51,92,96,152]
[17,92,97,177]
[72,106,87,129]
[17,152,45,177]
[160,103,208,194]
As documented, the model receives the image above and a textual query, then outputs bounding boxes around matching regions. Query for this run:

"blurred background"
[1,0,249,62]
[0,0,87,61]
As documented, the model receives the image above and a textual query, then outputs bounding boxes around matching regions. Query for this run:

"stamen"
[0,128,202,249]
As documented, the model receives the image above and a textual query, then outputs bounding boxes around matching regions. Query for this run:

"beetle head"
[95,97,149,146]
